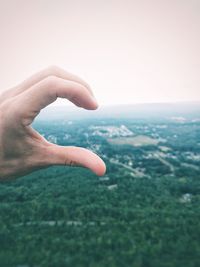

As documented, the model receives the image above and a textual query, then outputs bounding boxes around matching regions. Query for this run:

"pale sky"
[0,0,199,105]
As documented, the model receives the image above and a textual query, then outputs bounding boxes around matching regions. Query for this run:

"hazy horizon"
[36,100,200,122]
[53,99,200,107]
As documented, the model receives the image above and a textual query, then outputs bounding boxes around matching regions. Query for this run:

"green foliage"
[0,118,200,267]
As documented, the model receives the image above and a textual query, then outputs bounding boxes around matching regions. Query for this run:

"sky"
[0,0,199,106]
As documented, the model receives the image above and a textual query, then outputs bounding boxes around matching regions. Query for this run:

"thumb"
[45,145,106,176]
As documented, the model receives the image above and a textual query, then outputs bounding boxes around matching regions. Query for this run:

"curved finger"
[14,76,98,126]
[1,66,93,100]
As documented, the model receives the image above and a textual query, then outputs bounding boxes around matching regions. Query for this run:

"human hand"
[0,66,106,181]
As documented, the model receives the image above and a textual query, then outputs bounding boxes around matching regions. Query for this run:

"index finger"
[2,66,93,100]
[14,76,98,126]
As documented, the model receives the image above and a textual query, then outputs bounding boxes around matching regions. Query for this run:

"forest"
[0,114,200,267]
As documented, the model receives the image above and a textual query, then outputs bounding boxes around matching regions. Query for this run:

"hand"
[0,66,106,181]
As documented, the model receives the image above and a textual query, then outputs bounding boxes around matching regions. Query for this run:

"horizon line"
[51,100,200,108]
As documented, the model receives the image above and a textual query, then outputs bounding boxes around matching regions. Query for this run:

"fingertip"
[92,158,106,176]
[73,90,99,110]
[73,147,106,176]
[87,96,99,110]
[97,162,106,176]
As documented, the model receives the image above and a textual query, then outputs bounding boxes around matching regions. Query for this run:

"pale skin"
[0,66,106,181]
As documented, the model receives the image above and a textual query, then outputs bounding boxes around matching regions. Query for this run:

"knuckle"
[41,76,62,100]
[65,158,77,167]
[43,75,59,88]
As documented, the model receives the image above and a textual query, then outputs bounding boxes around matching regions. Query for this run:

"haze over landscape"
[1,100,200,266]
